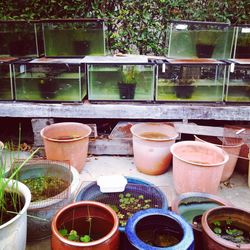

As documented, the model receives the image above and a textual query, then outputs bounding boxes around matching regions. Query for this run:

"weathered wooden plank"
[0,102,250,120]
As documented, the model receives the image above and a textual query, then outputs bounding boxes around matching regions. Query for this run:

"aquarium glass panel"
[43,20,106,57]
[226,61,250,102]
[156,61,226,102]
[234,26,250,59]
[168,21,234,59]
[14,59,85,102]
[87,64,155,101]
[0,63,13,100]
[0,21,40,57]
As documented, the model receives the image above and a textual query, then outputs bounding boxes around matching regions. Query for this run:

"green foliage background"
[0,0,249,55]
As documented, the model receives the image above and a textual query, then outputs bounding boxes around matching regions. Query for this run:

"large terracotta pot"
[194,135,243,182]
[235,143,249,175]
[51,201,120,250]
[125,208,194,249]
[202,206,250,250]
[130,122,179,175]
[172,192,232,250]
[40,122,91,172]
[170,141,229,194]
[0,179,31,250]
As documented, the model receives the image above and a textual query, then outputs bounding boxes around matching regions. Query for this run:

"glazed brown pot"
[51,201,120,250]
[202,206,250,250]
[172,192,232,250]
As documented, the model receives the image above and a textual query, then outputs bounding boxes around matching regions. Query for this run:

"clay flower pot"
[194,135,243,182]
[51,201,120,250]
[202,206,250,250]
[170,141,229,194]
[172,192,232,250]
[40,122,91,172]
[125,208,194,249]
[130,123,179,175]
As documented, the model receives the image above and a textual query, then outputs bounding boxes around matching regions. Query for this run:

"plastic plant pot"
[125,208,194,250]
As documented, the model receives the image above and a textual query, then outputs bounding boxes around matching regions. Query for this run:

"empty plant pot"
[40,122,91,172]
[170,141,229,194]
[202,206,250,250]
[125,208,194,250]
[172,192,232,250]
[51,201,120,250]
[130,123,179,175]
[194,135,243,182]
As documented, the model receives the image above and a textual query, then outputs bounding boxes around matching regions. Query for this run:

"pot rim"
[52,201,119,247]
[0,179,31,229]
[130,122,179,142]
[125,208,194,250]
[40,122,92,142]
[170,140,229,167]
[202,206,250,249]
[194,135,244,148]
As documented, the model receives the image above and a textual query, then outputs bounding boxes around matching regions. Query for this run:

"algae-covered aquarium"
[0,58,15,100]
[42,19,106,57]
[84,56,155,102]
[225,59,250,103]
[0,20,43,57]
[233,25,250,59]
[13,58,86,102]
[156,59,226,102]
[168,20,234,59]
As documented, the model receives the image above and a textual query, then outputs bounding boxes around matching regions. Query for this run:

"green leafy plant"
[59,228,91,242]
[121,65,139,84]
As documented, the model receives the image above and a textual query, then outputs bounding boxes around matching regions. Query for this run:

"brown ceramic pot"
[194,135,243,182]
[202,206,250,250]
[51,201,120,250]
[172,192,232,250]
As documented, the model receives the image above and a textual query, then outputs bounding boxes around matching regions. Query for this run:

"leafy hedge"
[0,0,249,55]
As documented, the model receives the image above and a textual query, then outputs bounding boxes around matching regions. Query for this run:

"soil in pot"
[21,175,69,202]
[0,191,24,226]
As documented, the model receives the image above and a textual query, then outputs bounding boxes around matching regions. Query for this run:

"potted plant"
[51,201,120,250]
[172,192,232,250]
[9,159,80,242]
[202,206,250,249]
[125,208,194,249]
[0,141,38,250]
[118,65,139,99]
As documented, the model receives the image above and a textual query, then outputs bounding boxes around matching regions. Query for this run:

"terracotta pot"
[235,143,249,175]
[172,192,232,250]
[194,135,243,182]
[51,201,120,250]
[130,123,179,175]
[125,208,194,249]
[40,122,91,172]
[170,141,229,194]
[202,206,250,250]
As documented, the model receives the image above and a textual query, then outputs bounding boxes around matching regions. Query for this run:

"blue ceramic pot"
[75,177,168,232]
[125,208,194,250]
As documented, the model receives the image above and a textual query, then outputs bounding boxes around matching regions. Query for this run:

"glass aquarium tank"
[84,56,155,102]
[168,20,234,59]
[42,19,106,57]
[0,58,15,100]
[225,59,250,103]
[0,20,43,57]
[13,58,86,102]
[233,25,250,59]
[156,59,226,102]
